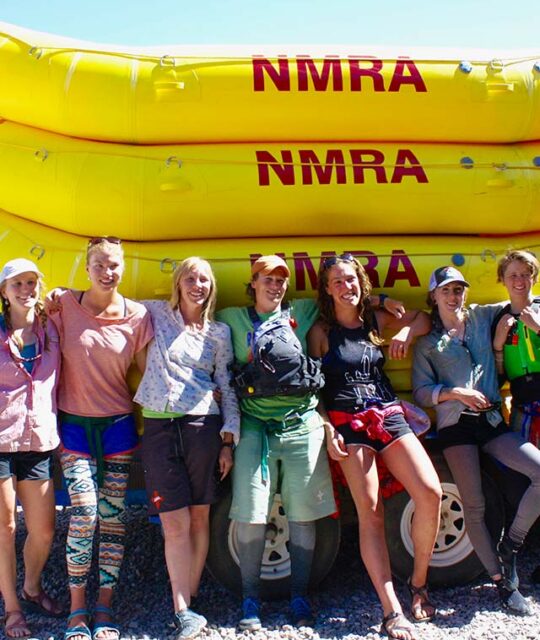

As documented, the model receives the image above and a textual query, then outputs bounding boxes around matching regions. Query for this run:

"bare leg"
[17,479,56,597]
[0,478,21,615]
[339,445,403,617]
[383,434,442,620]
[188,505,210,599]
[160,507,192,612]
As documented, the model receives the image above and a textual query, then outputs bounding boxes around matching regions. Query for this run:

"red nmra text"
[252,56,427,92]
[249,251,420,291]
[256,149,428,186]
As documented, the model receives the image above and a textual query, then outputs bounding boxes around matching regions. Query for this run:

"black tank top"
[321,324,397,413]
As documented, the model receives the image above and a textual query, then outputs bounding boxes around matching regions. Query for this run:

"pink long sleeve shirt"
[0,315,61,452]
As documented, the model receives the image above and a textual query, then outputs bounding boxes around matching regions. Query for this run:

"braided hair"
[0,276,49,351]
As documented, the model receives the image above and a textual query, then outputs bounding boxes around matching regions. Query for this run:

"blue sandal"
[92,605,120,640]
[64,609,91,640]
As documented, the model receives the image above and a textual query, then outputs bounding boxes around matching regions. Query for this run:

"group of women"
[0,240,539,640]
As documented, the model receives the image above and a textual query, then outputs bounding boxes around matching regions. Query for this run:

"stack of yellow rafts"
[0,22,539,389]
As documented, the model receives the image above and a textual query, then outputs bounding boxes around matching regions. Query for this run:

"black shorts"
[141,414,222,515]
[438,412,510,450]
[0,450,54,481]
[337,412,413,453]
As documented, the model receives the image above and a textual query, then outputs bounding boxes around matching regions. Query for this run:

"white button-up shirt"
[134,300,240,441]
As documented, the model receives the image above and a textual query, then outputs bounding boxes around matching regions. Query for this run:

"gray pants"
[444,432,540,577]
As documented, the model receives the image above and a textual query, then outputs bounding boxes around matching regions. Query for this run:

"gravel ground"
[4,506,540,640]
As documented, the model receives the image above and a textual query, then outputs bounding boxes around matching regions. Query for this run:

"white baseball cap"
[0,258,43,287]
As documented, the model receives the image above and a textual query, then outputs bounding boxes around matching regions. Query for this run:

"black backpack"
[233,304,324,399]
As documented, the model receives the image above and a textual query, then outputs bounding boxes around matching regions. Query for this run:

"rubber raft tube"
[1,22,540,144]
[1,208,537,310]
[0,120,539,241]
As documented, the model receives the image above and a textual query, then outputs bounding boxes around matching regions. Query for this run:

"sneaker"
[497,535,520,590]
[174,608,207,639]
[290,596,315,627]
[496,581,532,616]
[238,597,262,631]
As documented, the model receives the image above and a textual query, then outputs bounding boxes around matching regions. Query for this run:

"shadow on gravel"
[3,508,540,640]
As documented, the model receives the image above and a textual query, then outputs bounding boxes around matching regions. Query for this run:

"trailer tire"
[207,490,340,600]
[384,452,505,586]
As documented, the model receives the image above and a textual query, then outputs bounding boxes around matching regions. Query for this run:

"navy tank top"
[321,324,397,413]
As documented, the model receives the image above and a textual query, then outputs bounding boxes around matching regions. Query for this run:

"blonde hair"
[86,238,124,266]
[169,257,217,323]
[0,274,49,350]
[317,255,383,346]
[497,249,539,284]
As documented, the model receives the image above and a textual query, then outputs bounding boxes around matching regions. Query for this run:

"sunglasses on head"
[87,236,122,248]
[322,253,356,269]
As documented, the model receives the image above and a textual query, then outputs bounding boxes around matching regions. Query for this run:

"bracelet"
[493,348,503,353]
[221,442,234,449]
[378,293,388,310]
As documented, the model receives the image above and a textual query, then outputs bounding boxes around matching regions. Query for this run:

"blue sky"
[1,1,537,48]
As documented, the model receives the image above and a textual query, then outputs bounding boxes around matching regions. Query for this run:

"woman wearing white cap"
[413,266,540,615]
[0,258,62,638]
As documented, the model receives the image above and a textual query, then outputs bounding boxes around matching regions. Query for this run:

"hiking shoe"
[497,535,520,590]
[238,597,262,631]
[290,596,315,627]
[174,609,207,639]
[496,582,532,616]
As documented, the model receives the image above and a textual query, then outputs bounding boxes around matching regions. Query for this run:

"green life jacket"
[502,299,540,380]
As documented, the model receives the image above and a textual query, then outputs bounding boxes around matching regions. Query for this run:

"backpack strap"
[248,302,291,329]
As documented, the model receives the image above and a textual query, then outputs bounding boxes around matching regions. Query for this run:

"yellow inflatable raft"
[1,22,540,144]
[2,208,537,309]
[0,119,539,241]
[2,208,538,391]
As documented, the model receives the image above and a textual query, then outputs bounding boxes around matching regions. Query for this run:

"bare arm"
[376,309,431,360]
[307,322,348,460]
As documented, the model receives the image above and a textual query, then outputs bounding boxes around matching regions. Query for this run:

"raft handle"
[30,245,45,260]
[488,59,504,72]
[481,249,497,263]
[460,157,474,169]
[160,258,177,273]
[159,55,176,67]
[28,46,43,59]
[34,148,49,162]
[534,62,540,73]
[165,156,182,168]
[458,61,473,74]
[492,163,508,171]
[533,157,540,167]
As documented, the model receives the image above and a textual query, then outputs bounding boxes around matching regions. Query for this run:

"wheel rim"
[399,481,475,568]
[228,494,291,581]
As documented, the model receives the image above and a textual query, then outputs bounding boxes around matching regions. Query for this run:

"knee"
[0,517,16,542]
[419,481,443,511]
[161,512,191,542]
[189,510,209,534]
[356,497,385,528]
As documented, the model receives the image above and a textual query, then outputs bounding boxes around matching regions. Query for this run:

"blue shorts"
[59,412,138,458]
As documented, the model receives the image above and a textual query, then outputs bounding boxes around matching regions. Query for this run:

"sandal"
[92,605,120,640]
[64,608,92,640]
[381,612,417,640]
[4,610,31,639]
[407,578,436,622]
[20,587,64,618]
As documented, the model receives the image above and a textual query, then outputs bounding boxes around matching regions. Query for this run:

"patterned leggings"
[61,451,131,589]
